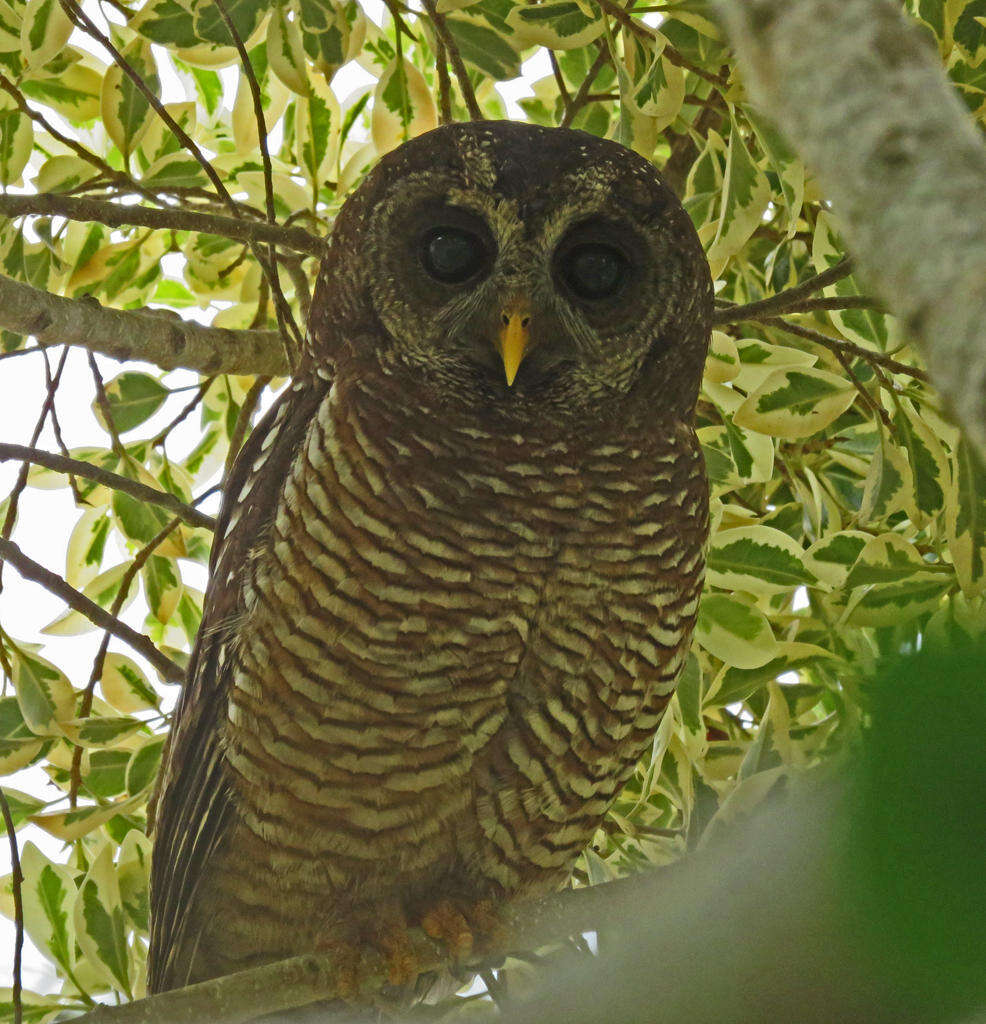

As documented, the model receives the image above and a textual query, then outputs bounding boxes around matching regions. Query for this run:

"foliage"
[0,0,983,1016]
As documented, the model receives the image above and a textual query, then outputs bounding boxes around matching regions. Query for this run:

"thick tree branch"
[71,868,682,1024]
[714,0,986,457]
[0,538,184,681]
[0,274,288,376]
[0,444,215,530]
[0,194,327,257]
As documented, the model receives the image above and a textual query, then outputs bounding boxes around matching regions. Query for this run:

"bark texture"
[0,273,288,376]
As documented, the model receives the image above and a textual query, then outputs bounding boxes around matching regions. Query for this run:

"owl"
[148,121,712,998]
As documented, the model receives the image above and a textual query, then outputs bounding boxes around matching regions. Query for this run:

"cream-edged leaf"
[267,5,310,95]
[100,653,160,713]
[371,58,437,157]
[704,330,740,384]
[506,0,604,49]
[74,841,132,996]
[21,0,73,69]
[42,563,137,637]
[707,525,816,594]
[695,594,779,669]
[19,842,78,975]
[11,648,76,735]
[733,366,856,438]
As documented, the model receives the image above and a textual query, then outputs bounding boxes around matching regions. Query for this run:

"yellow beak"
[497,307,531,387]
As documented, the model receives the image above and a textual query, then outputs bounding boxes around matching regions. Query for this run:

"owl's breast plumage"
[202,372,706,965]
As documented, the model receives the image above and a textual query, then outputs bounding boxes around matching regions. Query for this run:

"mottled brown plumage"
[148,121,712,996]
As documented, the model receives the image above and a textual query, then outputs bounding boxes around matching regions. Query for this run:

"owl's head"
[309,122,712,424]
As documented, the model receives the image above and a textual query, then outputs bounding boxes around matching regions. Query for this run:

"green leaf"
[696,593,779,669]
[96,371,170,434]
[82,748,130,798]
[42,563,137,636]
[192,0,265,46]
[20,0,73,69]
[0,105,33,185]
[267,4,309,95]
[707,112,770,272]
[445,15,522,79]
[707,526,816,593]
[100,37,160,162]
[75,842,132,996]
[11,647,76,735]
[142,554,183,623]
[734,366,856,438]
[946,439,986,597]
[132,0,199,48]
[371,57,437,156]
[126,735,165,796]
[20,842,78,975]
[101,653,160,713]
[507,0,604,49]
[21,59,103,123]
[0,787,45,834]
[894,401,947,519]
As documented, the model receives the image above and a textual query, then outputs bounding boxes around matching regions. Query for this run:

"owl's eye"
[421,228,487,284]
[560,244,628,301]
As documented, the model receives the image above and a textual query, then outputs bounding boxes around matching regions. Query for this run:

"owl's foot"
[418,896,505,962]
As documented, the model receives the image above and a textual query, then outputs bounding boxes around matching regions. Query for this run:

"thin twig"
[151,377,215,449]
[830,342,892,428]
[549,50,574,114]
[281,255,312,324]
[211,0,296,372]
[432,24,453,124]
[423,0,483,120]
[711,257,856,325]
[41,347,84,506]
[0,194,327,257]
[560,44,611,129]
[88,353,128,460]
[0,444,216,529]
[58,0,304,367]
[0,346,69,593]
[716,295,882,319]
[763,316,929,382]
[0,788,23,1024]
[225,376,271,477]
[69,514,181,808]
[0,537,184,680]
[0,74,147,200]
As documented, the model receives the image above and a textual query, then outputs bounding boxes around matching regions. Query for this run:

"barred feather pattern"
[159,364,708,984]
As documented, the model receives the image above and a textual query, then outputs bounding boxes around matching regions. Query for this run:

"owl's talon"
[376,921,418,986]
[420,899,474,961]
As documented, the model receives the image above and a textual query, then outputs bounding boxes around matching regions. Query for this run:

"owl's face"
[312,123,712,423]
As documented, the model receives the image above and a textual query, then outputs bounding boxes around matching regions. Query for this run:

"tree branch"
[710,256,856,325]
[0,444,215,530]
[0,194,327,257]
[422,0,483,121]
[0,788,23,1024]
[714,0,986,457]
[762,317,929,382]
[71,867,682,1024]
[0,274,287,376]
[0,538,184,681]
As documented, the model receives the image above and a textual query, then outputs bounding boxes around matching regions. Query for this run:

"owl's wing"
[148,373,329,992]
